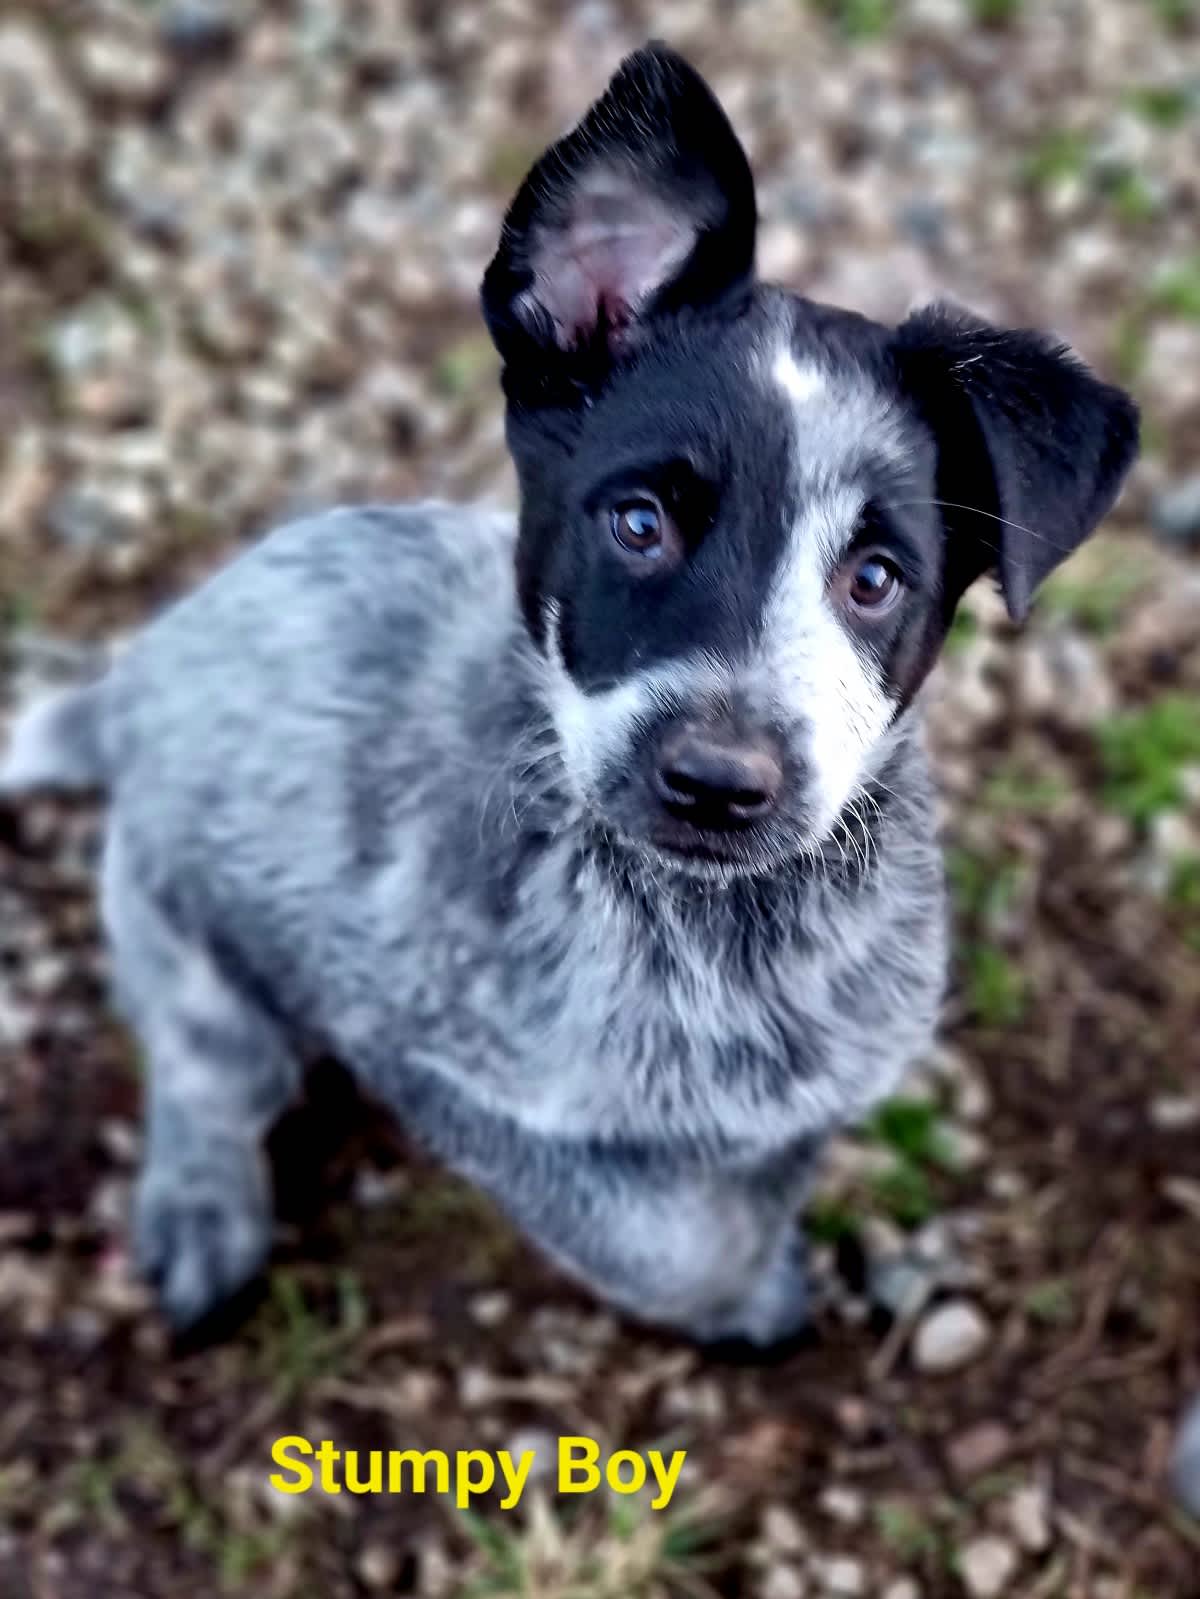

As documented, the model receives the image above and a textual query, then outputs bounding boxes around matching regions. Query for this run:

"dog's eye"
[611,497,665,555]
[847,553,902,614]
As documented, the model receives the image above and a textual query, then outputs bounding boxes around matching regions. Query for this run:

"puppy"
[0,44,1137,1343]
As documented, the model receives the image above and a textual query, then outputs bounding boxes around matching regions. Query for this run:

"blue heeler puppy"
[1,45,1138,1342]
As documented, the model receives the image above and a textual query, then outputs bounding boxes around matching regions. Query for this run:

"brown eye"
[848,553,902,613]
[612,497,667,557]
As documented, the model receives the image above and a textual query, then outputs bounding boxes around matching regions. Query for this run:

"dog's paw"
[134,1166,271,1333]
[691,1226,810,1351]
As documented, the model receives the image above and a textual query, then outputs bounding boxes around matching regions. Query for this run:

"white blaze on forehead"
[757,343,904,836]
[773,351,827,409]
[772,346,910,481]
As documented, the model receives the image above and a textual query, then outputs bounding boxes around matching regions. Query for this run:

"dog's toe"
[135,1179,271,1332]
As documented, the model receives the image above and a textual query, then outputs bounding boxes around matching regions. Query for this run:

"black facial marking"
[478,42,1139,871]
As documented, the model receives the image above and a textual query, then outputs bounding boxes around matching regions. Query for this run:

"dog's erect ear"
[480,42,756,390]
[894,304,1139,622]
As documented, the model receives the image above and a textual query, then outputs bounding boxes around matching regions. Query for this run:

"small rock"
[870,1257,935,1320]
[1006,1482,1051,1553]
[947,1421,1011,1479]
[811,1556,865,1597]
[1152,474,1200,547]
[97,1119,141,1166]
[469,1290,511,1327]
[89,1176,132,1234]
[818,1486,864,1526]
[357,1544,399,1590]
[834,1396,873,1440]
[1170,1393,1200,1519]
[77,33,168,106]
[458,1367,500,1407]
[160,0,245,59]
[1150,1094,1200,1132]
[44,484,112,549]
[959,1536,1018,1599]
[0,22,90,163]
[937,1124,987,1173]
[505,1429,558,1486]
[761,1566,808,1599]
[895,196,945,249]
[0,991,35,1049]
[912,1300,990,1374]
[862,1216,906,1262]
[761,1504,809,1556]
[882,1582,921,1599]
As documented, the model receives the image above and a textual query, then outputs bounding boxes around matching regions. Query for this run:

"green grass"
[967,0,1022,22]
[1102,166,1159,225]
[1167,855,1200,949]
[863,1096,960,1228]
[459,1494,724,1599]
[964,944,1028,1028]
[256,1268,369,1400]
[65,1422,299,1589]
[947,849,1030,1028]
[1112,309,1150,384]
[1152,0,1196,29]
[869,1097,954,1168]
[434,334,499,398]
[875,1500,944,1563]
[1,590,41,634]
[944,607,980,657]
[1021,128,1089,189]
[871,1162,937,1228]
[984,762,1070,817]
[947,848,1024,928]
[1149,255,1200,321]
[1125,84,1196,128]
[1096,695,1200,826]
[1039,556,1147,635]
[1024,1278,1077,1327]
[814,0,894,40]
[807,1196,863,1244]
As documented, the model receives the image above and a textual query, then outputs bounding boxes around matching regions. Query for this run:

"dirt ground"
[1,2,1200,1596]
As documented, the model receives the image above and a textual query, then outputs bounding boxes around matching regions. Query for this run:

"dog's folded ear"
[481,42,756,395]
[893,304,1139,622]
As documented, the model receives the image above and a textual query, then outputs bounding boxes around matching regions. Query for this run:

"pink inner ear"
[525,168,698,349]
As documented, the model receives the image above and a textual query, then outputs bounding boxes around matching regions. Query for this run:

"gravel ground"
[2,2,1200,1596]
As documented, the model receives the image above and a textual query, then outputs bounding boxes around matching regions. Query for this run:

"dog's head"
[481,43,1138,877]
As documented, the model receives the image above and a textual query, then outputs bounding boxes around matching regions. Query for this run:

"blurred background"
[1,1,1199,1595]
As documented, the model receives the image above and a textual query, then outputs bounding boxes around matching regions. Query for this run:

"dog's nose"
[655,726,783,830]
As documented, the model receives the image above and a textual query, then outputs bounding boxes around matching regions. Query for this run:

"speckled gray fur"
[3,502,946,1338]
[0,39,1140,1341]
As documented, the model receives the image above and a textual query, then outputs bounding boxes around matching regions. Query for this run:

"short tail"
[0,679,110,794]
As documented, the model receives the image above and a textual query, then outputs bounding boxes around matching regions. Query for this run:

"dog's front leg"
[453,1123,818,1346]
[101,827,302,1331]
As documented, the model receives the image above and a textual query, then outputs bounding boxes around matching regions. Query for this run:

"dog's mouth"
[602,818,796,884]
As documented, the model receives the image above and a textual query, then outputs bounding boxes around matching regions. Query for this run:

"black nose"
[655,726,783,830]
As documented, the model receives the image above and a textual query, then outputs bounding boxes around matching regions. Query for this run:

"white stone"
[469,1290,511,1326]
[812,1557,865,1597]
[818,1485,864,1526]
[1150,1095,1200,1132]
[960,1536,1018,1599]
[761,1566,808,1599]
[761,1504,808,1555]
[912,1300,990,1374]
[882,1582,921,1599]
[1007,1483,1051,1553]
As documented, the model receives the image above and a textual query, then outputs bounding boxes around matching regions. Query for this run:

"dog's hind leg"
[101,826,302,1331]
